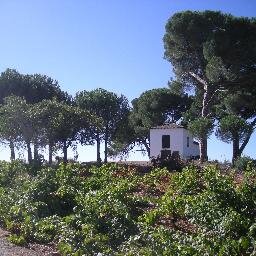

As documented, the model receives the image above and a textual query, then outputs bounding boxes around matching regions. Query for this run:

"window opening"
[162,135,170,148]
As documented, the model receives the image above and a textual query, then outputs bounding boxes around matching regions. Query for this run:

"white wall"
[150,128,199,159]
[182,129,200,158]
[150,128,184,158]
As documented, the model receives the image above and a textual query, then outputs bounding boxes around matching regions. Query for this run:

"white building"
[150,124,200,159]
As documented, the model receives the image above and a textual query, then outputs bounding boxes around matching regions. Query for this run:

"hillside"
[0,161,255,255]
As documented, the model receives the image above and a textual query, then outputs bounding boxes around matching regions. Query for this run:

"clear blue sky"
[0,0,255,162]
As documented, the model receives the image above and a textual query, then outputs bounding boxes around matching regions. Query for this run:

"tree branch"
[204,87,228,111]
[189,72,208,89]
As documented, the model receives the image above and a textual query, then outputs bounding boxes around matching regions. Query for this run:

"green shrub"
[0,161,255,255]
[8,234,27,246]
[234,156,256,171]
[151,154,184,171]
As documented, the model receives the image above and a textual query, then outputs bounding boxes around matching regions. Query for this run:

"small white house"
[150,124,199,159]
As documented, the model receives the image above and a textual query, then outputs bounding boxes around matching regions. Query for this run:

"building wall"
[150,128,185,158]
[182,129,200,158]
[150,128,199,159]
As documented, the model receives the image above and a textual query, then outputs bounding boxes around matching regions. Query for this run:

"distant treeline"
[1,10,256,164]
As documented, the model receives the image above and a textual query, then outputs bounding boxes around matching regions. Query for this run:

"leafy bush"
[234,156,256,171]
[151,153,184,171]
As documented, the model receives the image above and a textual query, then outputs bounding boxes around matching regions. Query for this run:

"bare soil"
[0,228,59,256]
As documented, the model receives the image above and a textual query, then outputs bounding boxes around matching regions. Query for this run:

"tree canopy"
[164,10,256,161]
[0,69,69,104]
[76,88,130,163]
[109,88,192,158]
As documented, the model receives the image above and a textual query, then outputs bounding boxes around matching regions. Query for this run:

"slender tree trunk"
[27,141,32,164]
[199,137,208,163]
[104,128,108,163]
[199,84,211,163]
[34,140,39,162]
[9,141,15,161]
[49,141,53,165]
[189,72,213,163]
[238,118,256,157]
[63,140,68,163]
[96,131,101,164]
[232,133,240,165]
[199,136,208,162]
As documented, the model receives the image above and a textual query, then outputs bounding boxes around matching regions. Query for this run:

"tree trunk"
[27,141,32,164]
[238,118,256,157]
[48,141,53,165]
[104,128,108,163]
[9,141,15,161]
[34,141,39,162]
[199,137,208,163]
[189,72,212,163]
[232,133,240,165]
[96,131,101,164]
[199,84,211,162]
[63,141,68,163]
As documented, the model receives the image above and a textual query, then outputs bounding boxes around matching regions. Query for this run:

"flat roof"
[151,123,184,129]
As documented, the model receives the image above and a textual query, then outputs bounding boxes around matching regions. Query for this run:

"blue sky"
[0,0,255,162]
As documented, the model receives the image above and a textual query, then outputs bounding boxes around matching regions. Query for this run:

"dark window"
[162,135,170,148]
[187,137,189,147]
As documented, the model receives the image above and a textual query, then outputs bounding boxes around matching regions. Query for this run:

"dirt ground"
[0,228,59,256]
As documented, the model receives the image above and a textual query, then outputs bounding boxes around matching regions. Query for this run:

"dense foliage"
[0,161,255,255]
[0,69,128,163]
[164,10,256,162]
[75,88,130,163]
[109,88,192,158]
